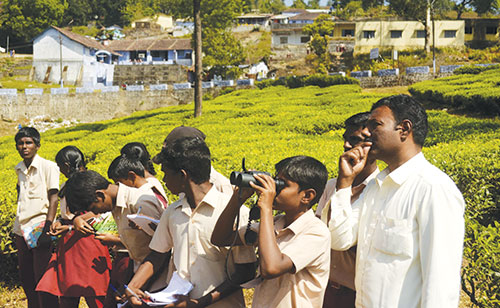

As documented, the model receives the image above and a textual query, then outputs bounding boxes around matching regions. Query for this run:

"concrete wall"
[113,64,189,85]
[357,72,453,88]
[0,89,194,122]
[354,20,464,53]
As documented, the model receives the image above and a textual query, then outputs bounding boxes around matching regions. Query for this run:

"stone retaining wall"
[358,73,453,88]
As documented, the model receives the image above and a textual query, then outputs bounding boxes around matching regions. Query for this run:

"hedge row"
[255,74,359,89]
[409,68,500,116]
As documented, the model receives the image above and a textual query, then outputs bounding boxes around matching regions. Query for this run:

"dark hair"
[345,112,370,128]
[121,142,156,175]
[275,156,328,207]
[371,94,428,146]
[157,137,211,184]
[15,127,41,146]
[55,146,86,177]
[64,170,110,214]
[108,155,145,180]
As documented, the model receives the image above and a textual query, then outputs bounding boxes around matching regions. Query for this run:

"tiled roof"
[51,26,120,56]
[108,38,192,51]
[289,12,323,21]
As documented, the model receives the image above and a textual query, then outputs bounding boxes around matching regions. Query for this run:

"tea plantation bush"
[0,84,499,306]
[409,68,500,116]
[256,74,359,89]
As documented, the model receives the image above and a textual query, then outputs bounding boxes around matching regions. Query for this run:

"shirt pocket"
[26,174,45,199]
[372,216,413,258]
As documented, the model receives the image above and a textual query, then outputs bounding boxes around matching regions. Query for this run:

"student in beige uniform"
[212,156,331,308]
[14,127,59,308]
[125,137,256,307]
[63,169,166,298]
[152,126,233,195]
[315,112,379,308]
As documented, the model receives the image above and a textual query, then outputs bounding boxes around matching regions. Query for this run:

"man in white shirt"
[316,112,379,308]
[329,94,465,308]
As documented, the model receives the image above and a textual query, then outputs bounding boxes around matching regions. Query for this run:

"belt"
[328,281,354,291]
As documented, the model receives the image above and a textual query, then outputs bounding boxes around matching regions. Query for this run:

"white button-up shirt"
[150,185,256,308]
[328,153,465,308]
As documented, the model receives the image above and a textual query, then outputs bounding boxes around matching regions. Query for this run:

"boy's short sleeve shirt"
[240,209,331,308]
[13,154,59,235]
[149,185,256,308]
[111,183,165,263]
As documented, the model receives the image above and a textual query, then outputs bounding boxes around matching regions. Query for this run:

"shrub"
[409,68,500,116]
[255,74,358,89]
[454,64,500,75]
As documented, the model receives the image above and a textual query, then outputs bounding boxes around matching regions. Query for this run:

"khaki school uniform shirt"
[112,183,165,263]
[14,154,59,236]
[241,209,331,308]
[149,185,256,308]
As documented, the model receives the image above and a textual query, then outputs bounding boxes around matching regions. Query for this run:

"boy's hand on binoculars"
[249,174,276,212]
[235,186,254,203]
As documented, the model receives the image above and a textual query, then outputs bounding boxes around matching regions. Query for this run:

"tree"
[308,0,321,9]
[472,0,500,14]
[258,0,286,14]
[203,29,245,79]
[303,14,335,57]
[361,0,385,9]
[0,0,66,52]
[194,0,202,117]
[291,0,308,9]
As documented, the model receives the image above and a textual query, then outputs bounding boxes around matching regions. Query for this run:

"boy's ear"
[95,190,106,202]
[179,169,188,181]
[301,188,317,207]
[127,171,137,181]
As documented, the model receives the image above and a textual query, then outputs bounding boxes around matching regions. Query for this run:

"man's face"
[16,137,39,161]
[343,125,370,152]
[366,106,402,161]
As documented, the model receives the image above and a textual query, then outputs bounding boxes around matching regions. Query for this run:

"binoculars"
[230,170,285,192]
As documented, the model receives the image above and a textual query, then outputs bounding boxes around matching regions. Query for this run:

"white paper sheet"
[144,271,194,306]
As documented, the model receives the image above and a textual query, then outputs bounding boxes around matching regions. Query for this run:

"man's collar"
[115,183,128,209]
[16,154,41,172]
[175,184,219,211]
[275,209,315,235]
[376,152,425,186]
[360,167,380,187]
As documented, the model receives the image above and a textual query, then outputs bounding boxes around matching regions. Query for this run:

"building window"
[444,30,456,38]
[465,26,472,34]
[363,30,375,39]
[486,26,497,34]
[280,36,288,44]
[300,36,310,43]
[416,30,426,38]
[390,30,403,38]
[342,29,354,37]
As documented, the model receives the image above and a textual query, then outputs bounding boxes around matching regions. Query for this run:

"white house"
[131,14,174,32]
[33,26,119,87]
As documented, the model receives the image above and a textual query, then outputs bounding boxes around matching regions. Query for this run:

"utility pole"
[431,0,436,75]
[193,0,202,118]
[6,36,9,54]
[59,33,64,87]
